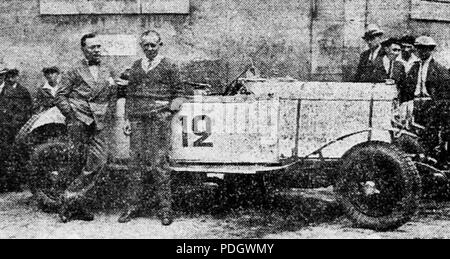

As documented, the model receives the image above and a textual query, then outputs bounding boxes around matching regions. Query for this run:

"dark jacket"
[354,47,385,82]
[126,57,183,116]
[0,83,32,145]
[55,60,118,130]
[369,56,406,84]
[402,59,450,103]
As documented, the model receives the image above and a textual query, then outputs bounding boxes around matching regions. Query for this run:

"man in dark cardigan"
[118,30,184,225]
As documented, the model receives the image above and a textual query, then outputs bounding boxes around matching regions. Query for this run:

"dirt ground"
[1,186,450,239]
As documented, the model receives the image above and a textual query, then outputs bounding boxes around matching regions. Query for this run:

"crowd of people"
[355,24,450,166]
[0,25,449,225]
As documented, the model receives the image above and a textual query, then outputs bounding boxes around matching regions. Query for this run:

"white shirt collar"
[397,53,420,73]
[142,55,164,73]
[42,81,58,97]
[382,55,392,74]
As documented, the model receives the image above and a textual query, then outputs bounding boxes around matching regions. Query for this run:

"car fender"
[306,127,415,159]
[15,107,66,143]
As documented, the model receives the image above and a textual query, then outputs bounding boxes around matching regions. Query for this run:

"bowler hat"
[362,24,384,40]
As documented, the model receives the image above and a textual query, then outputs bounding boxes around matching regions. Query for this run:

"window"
[411,0,450,21]
[40,0,190,15]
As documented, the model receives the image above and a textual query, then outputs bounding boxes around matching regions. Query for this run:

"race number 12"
[180,115,213,147]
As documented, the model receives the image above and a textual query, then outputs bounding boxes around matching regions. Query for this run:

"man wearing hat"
[403,36,450,103]
[354,24,385,82]
[34,66,61,113]
[367,37,406,84]
[403,36,450,167]
[0,67,32,192]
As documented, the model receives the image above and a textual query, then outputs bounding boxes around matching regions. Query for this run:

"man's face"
[401,43,414,59]
[140,34,162,61]
[365,35,382,49]
[5,75,18,85]
[45,72,60,87]
[416,46,434,61]
[385,43,402,61]
[82,37,102,63]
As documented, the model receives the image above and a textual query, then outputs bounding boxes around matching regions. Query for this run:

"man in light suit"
[55,33,118,223]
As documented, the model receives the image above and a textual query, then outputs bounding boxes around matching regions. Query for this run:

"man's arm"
[55,70,76,120]
[354,53,366,82]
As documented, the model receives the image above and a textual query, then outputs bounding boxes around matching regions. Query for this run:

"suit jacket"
[354,47,385,82]
[55,60,118,130]
[369,56,406,84]
[34,85,57,114]
[0,83,32,144]
[126,57,183,117]
[402,59,450,103]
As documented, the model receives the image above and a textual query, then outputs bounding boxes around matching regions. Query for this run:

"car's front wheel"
[29,138,75,211]
[335,142,421,231]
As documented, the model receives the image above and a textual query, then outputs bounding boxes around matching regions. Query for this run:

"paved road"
[0,188,449,239]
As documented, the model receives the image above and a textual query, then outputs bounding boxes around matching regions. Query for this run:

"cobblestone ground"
[0,187,449,239]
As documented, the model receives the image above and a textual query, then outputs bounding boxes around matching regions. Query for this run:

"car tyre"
[29,138,74,210]
[335,141,422,231]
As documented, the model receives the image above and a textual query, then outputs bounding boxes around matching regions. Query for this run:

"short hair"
[42,66,60,75]
[140,30,162,43]
[81,33,97,47]
[400,35,416,46]
[5,69,19,78]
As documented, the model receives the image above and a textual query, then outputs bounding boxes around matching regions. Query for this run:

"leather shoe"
[160,211,174,226]
[59,207,94,223]
[73,210,95,222]
[118,208,140,223]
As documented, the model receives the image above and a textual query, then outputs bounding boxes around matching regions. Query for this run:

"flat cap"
[42,66,60,75]
[362,24,384,39]
[414,36,437,47]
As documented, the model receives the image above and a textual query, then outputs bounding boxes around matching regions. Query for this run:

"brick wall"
[1,0,450,96]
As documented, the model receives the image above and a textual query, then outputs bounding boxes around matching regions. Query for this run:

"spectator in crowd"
[369,37,406,85]
[355,24,385,82]
[398,35,420,74]
[34,66,61,113]
[404,36,450,167]
[0,67,32,192]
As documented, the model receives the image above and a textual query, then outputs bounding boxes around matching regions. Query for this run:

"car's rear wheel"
[29,138,75,211]
[335,142,421,231]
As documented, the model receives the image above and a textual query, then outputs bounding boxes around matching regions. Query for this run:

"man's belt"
[414,96,432,101]
[154,100,170,106]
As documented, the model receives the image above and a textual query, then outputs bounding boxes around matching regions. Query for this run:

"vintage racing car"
[16,78,436,231]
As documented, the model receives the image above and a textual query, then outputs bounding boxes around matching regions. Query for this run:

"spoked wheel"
[335,142,422,231]
[29,138,76,211]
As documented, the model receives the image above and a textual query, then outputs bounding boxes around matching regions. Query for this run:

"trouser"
[63,120,108,208]
[414,99,450,162]
[125,109,173,213]
[0,125,19,192]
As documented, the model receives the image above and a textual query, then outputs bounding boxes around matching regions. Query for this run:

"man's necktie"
[389,60,394,79]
